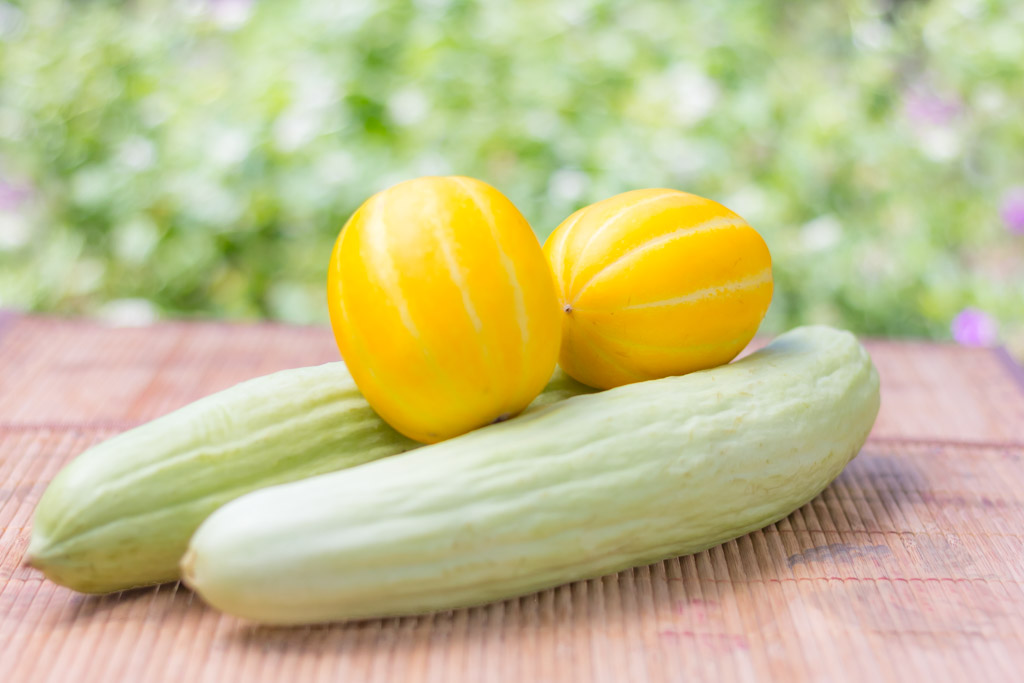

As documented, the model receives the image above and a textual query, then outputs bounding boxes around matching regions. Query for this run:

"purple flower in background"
[951,308,998,347]
[206,0,254,29]
[1000,187,1024,235]
[0,179,31,211]
[903,87,961,126]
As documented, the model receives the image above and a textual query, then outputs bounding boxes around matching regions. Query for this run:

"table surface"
[1,313,1024,682]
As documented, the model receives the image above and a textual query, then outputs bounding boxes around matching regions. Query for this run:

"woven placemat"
[2,314,1023,682]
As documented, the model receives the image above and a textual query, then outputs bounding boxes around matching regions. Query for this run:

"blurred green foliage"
[0,0,1022,354]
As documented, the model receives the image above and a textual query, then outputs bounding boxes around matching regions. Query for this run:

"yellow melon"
[328,176,561,443]
[543,188,773,389]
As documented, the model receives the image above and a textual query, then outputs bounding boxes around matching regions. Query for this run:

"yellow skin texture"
[543,188,774,389]
[328,176,561,443]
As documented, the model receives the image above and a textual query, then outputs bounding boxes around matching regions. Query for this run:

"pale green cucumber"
[183,325,880,624]
[28,363,594,593]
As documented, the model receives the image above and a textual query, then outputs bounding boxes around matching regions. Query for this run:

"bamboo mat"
[1,313,1023,682]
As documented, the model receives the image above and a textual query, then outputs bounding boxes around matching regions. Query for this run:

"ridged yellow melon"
[328,176,561,443]
[543,188,773,389]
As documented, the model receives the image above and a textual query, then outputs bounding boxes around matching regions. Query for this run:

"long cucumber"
[29,363,594,593]
[183,326,880,624]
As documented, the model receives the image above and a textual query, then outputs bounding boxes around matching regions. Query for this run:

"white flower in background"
[116,136,157,171]
[71,167,113,207]
[312,1,375,31]
[656,138,710,178]
[666,64,720,125]
[209,128,251,167]
[989,22,1023,61]
[413,0,453,11]
[974,84,1007,114]
[292,64,340,112]
[271,66,340,153]
[0,175,32,251]
[524,109,559,141]
[723,186,770,225]
[0,2,22,39]
[316,150,356,185]
[556,0,589,26]
[114,216,161,265]
[140,95,173,129]
[388,88,429,127]
[273,108,323,152]
[917,126,961,162]
[0,211,29,251]
[173,177,243,225]
[414,153,452,177]
[548,169,589,203]
[852,20,892,51]
[98,298,158,327]
[800,215,842,252]
[209,0,254,31]
[595,30,637,66]
[379,171,417,191]
[952,0,984,18]
[858,244,897,282]
[0,107,24,140]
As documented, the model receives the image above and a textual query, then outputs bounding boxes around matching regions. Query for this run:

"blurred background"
[0,0,1021,356]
